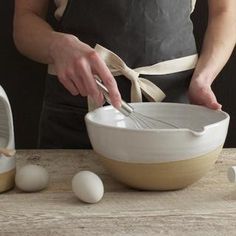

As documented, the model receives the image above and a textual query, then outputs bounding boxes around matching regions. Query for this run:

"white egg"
[72,171,104,204]
[228,166,236,183]
[15,164,49,192]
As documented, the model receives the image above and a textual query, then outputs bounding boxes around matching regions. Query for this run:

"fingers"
[70,74,87,97]
[74,56,104,106]
[201,88,222,110]
[89,51,121,108]
[188,83,222,110]
[58,73,79,96]
[207,102,222,110]
[205,96,222,110]
[57,56,107,107]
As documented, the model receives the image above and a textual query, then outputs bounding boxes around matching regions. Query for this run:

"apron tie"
[95,44,166,103]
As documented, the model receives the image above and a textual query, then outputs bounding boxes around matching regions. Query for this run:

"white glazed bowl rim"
[85,102,229,136]
[85,102,230,163]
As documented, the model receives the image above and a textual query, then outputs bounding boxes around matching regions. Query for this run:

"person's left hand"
[188,79,222,110]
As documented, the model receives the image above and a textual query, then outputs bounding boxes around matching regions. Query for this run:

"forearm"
[192,4,236,84]
[14,5,66,64]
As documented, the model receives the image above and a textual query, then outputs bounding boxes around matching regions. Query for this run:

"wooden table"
[1,149,236,236]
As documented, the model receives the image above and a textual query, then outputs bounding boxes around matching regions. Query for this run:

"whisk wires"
[129,112,179,129]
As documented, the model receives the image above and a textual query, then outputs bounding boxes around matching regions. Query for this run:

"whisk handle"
[95,78,134,116]
[119,100,134,116]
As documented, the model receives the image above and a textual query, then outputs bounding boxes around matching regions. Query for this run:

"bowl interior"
[86,102,229,132]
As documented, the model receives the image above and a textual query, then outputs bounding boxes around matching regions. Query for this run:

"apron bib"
[38,0,198,148]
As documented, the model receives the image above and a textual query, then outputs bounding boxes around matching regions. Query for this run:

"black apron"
[38,0,197,149]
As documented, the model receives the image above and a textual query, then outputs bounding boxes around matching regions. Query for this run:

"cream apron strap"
[54,0,68,20]
[133,54,198,75]
[191,0,197,13]
[87,96,98,113]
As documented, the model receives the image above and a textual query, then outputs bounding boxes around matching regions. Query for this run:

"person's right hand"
[49,33,121,108]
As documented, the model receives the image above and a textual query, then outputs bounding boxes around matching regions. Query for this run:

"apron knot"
[121,66,142,102]
[121,65,139,82]
[94,44,166,103]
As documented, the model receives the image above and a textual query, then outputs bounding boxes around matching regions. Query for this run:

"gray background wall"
[1,1,235,148]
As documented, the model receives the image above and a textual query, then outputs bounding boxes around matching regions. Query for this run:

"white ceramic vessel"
[0,86,15,192]
[85,103,229,190]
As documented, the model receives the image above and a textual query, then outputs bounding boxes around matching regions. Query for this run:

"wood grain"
[0,149,236,236]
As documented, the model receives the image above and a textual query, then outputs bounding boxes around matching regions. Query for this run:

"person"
[13,0,236,149]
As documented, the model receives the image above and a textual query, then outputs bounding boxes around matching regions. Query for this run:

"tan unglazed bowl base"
[97,146,222,190]
[0,168,16,193]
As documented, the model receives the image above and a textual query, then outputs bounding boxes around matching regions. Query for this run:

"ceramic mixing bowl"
[0,85,15,192]
[85,103,229,190]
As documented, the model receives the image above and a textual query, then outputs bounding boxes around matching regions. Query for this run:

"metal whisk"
[95,79,179,130]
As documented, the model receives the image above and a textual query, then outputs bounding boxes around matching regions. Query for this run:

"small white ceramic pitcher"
[0,85,15,192]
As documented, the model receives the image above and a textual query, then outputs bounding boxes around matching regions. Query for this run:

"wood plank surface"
[1,149,236,236]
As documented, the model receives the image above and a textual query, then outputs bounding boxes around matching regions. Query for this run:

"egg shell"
[72,171,104,204]
[228,166,236,183]
[15,164,49,192]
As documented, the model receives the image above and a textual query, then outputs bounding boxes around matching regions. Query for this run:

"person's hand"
[188,78,222,110]
[49,33,121,108]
